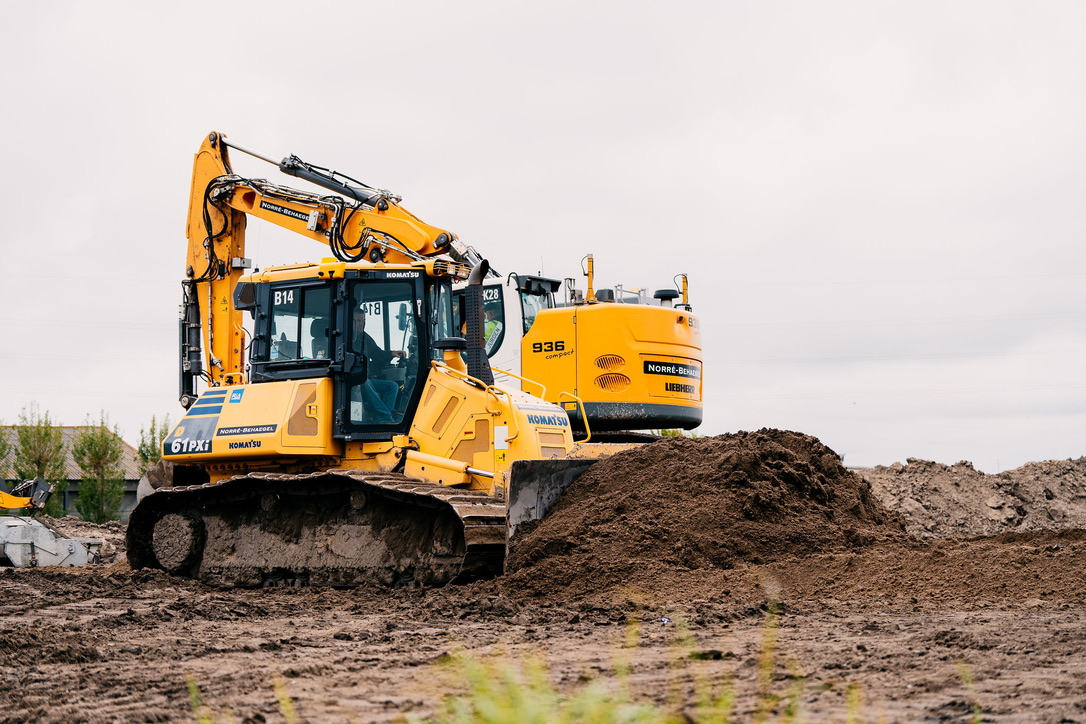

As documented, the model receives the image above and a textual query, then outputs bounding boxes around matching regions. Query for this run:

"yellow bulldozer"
[126,132,701,587]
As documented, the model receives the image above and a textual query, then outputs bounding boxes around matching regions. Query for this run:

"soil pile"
[862,457,1086,539]
[504,429,905,599]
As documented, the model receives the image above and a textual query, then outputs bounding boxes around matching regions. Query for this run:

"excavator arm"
[0,478,55,512]
[179,131,466,405]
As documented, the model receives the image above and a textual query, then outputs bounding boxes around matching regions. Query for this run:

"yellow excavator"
[0,478,54,514]
[127,132,700,587]
[461,256,701,435]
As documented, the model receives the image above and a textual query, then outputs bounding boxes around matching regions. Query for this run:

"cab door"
[335,274,427,441]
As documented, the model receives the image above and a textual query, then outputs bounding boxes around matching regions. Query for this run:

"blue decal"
[229,389,244,403]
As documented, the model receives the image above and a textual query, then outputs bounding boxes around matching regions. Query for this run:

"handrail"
[430,360,486,388]
[491,366,546,399]
[485,385,521,444]
[557,391,591,443]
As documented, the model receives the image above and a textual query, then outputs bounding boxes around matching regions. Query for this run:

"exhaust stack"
[463,260,495,386]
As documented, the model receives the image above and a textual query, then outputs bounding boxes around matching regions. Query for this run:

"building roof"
[0,426,143,481]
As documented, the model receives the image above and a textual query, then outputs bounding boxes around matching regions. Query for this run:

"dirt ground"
[4,431,1086,723]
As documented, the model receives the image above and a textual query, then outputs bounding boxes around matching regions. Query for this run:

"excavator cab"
[455,264,702,434]
[450,274,560,370]
[451,282,506,358]
[514,275,562,334]
[239,267,457,442]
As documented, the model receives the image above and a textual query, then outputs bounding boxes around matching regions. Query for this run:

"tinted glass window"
[269,285,331,361]
[520,290,550,334]
[430,281,455,361]
[346,281,418,426]
[452,284,506,356]
[482,284,505,355]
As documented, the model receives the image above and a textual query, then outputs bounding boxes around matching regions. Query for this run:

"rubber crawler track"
[126,470,506,587]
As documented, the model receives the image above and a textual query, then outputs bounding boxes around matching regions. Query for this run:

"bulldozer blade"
[505,458,599,547]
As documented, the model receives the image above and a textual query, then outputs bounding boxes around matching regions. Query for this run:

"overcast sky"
[1,1,1084,473]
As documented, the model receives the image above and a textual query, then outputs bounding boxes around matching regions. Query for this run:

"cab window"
[519,290,549,334]
[453,284,505,356]
[429,281,455,360]
[482,284,505,356]
[269,285,331,361]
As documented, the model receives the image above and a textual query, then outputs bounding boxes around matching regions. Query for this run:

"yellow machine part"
[185,140,248,387]
[0,491,31,511]
[406,363,574,495]
[182,132,464,390]
[163,378,338,463]
[521,303,702,431]
[161,364,574,499]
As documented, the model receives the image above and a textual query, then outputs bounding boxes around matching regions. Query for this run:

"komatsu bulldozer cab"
[243,263,456,441]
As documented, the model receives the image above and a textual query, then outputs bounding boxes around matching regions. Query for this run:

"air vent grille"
[594,354,625,371]
[594,373,631,392]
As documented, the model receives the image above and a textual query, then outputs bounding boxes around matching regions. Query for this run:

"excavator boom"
[180,132,462,403]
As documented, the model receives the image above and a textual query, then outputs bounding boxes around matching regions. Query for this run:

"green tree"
[0,423,11,480]
[0,422,13,516]
[14,404,68,517]
[72,412,125,523]
[136,414,171,475]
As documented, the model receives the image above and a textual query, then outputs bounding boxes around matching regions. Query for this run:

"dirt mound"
[504,429,905,600]
[862,456,1086,538]
[763,528,1086,606]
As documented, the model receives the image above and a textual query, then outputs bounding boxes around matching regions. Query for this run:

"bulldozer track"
[126,470,506,587]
